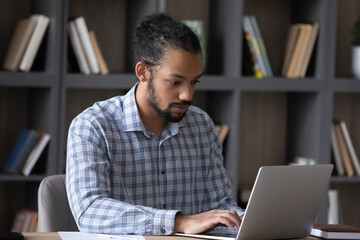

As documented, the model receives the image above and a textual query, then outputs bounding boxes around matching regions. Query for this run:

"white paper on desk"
[59,231,145,240]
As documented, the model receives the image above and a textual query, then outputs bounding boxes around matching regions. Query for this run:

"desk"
[22,233,203,240]
[23,232,319,240]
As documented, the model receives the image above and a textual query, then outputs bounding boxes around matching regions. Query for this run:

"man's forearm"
[73,197,179,235]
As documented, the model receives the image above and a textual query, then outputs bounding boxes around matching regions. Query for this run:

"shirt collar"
[121,83,184,135]
[121,83,145,132]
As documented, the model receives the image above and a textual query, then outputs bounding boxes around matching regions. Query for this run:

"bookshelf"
[0,0,62,231]
[0,0,360,231]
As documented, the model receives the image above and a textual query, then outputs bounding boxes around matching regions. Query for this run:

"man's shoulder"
[185,106,212,124]
[74,95,125,124]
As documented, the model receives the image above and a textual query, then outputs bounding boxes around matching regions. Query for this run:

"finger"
[218,211,241,228]
[214,215,237,228]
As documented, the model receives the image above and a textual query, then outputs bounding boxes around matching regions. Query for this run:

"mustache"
[169,101,192,107]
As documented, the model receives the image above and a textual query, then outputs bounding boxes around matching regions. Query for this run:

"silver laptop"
[176,164,333,240]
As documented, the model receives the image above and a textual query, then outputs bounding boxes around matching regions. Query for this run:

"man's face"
[146,48,203,122]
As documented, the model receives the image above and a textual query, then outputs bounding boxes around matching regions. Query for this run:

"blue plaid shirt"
[66,83,243,235]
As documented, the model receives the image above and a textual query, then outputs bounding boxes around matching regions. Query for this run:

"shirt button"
[162,204,167,209]
[161,170,165,174]
[161,228,166,234]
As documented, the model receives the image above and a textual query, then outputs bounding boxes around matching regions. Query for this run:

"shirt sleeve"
[202,119,245,218]
[66,115,179,235]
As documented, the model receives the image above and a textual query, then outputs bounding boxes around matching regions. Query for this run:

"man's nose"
[179,85,194,101]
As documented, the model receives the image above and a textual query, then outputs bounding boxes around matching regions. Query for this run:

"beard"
[147,72,191,123]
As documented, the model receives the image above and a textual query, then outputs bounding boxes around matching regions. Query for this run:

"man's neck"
[135,84,166,137]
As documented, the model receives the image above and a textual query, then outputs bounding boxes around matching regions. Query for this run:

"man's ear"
[135,61,150,83]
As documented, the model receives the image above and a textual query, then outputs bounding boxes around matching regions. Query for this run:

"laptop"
[176,164,333,240]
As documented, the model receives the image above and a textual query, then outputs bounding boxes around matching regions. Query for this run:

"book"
[282,24,301,77]
[242,22,262,78]
[27,211,38,232]
[311,224,360,239]
[339,120,360,176]
[298,22,319,77]
[89,31,109,75]
[11,209,29,232]
[2,129,40,174]
[249,15,273,77]
[21,130,50,176]
[327,189,340,224]
[334,121,354,177]
[215,124,230,144]
[183,20,207,69]
[331,124,345,176]
[74,16,100,74]
[3,19,37,71]
[286,24,312,78]
[219,124,229,144]
[11,208,37,232]
[243,15,266,78]
[19,14,50,72]
[68,20,91,75]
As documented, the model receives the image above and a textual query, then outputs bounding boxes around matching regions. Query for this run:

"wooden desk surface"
[22,232,203,240]
[23,232,319,240]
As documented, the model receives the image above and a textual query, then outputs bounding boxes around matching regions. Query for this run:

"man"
[66,13,244,236]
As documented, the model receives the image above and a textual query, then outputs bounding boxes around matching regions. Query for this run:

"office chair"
[37,174,78,232]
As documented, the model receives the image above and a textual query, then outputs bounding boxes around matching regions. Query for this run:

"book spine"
[12,131,40,173]
[19,15,50,72]
[3,19,37,71]
[299,22,319,77]
[88,31,109,75]
[287,24,312,78]
[340,121,360,175]
[242,18,262,78]
[334,122,354,177]
[282,24,300,76]
[68,21,91,75]
[2,130,31,173]
[243,15,267,77]
[327,189,340,224]
[250,15,273,77]
[331,124,345,176]
[74,17,100,74]
[22,133,51,176]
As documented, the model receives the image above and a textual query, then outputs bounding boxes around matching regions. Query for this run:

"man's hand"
[174,209,242,234]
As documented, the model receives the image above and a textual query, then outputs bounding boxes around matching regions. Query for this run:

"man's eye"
[169,80,180,85]
[192,80,200,85]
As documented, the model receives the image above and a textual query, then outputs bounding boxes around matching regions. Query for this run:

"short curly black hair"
[134,13,202,67]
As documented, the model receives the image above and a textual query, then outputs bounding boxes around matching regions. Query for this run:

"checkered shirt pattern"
[66,83,244,235]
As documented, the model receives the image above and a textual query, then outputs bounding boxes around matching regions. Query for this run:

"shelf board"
[333,78,360,92]
[197,75,237,91]
[64,74,238,91]
[63,73,137,89]
[0,72,57,88]
[330,175,360,183]
[238,76,323,92]
[63,74,325,92]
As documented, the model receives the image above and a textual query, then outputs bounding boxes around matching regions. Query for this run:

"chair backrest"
[37,174,78,232]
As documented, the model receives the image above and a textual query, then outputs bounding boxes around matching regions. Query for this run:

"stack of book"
[242,15,272,78]
[331,120,360,177]
[2,129,50,176]
[3,14,50,72]
[281,22,319,78]
[311,224,360,239]
[68,16,109,75]
[11,208,38,232]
